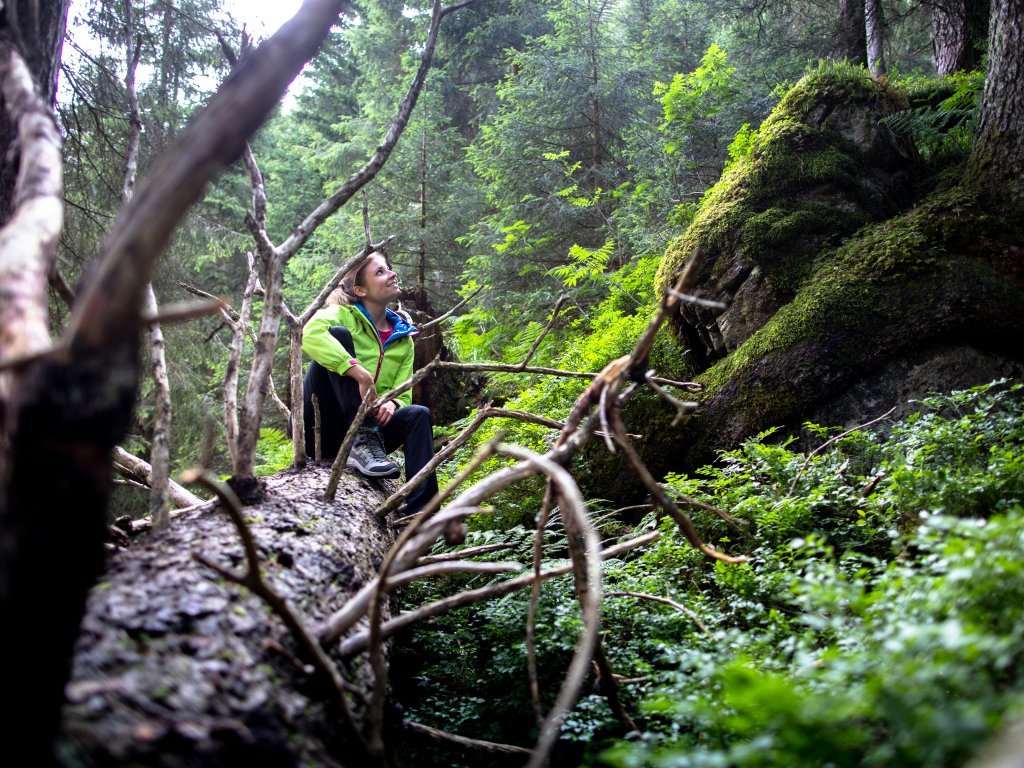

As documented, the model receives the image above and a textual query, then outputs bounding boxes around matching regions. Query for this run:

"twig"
[416,541,518,564]
[593,636,639,733]
[416,284,484,333]
[140,297,226,326]
[645,373,698,427]
[519,294,567,369]
[361,189,372,249]
[606,590,710,634]
[608,403,745,564]
[312,393,321,461]
[526,481,555,728]
[385,560,522,589]
[786,405,898,497]
[338,531,660,657]
[495,445,601,768]
[318,438,504,647]
[403,720,530,756]
[667,288,728,311]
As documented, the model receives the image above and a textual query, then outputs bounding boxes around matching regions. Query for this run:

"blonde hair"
[325,253,385,306]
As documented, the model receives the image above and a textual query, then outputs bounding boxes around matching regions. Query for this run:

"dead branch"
[415,284,484,333]
[667,288,728,311]
[375,404,562,517]
[363,434,506,757]
[606,590,710,635]
[224,255,259,468]
[785,405,899,497]
[417,541,519,563]
[385,560,522,589]
[520,293,567,369]
[607,404,745,564]
[112,446,205,509]
[140,298,225,325]
[527,481,556,727]
[339,531,659,657]
[593,636,639,733]
[403,720,531,756]
[318,439,504,647]
[496,445,601,768]
[324,390,374,501]
[275,0,445,262]
[64,0,354,353]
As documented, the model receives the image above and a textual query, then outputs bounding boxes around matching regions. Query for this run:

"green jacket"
[302,303,417,407]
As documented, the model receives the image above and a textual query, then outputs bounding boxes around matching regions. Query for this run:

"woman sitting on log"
[301,252,438,514]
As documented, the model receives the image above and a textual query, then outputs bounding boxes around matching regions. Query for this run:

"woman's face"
[355,255,400,303]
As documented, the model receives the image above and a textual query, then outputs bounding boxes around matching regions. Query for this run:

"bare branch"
[417,541,518,563]
[339,531,660,657]
[276,0,447,261]
[324,391,374,501]
[607,403,745,564]
[415,284,484,333]
[141,298,226,325]
[520,293,567,369]
[667,288,728,311]
[112,446,205,509]
[785,405,899,497]
[65,0,354,351]
[607,590,710,634]
[385,560,522,589]
[403,720,531,756]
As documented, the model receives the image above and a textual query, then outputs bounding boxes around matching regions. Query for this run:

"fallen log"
[58,464,396,767]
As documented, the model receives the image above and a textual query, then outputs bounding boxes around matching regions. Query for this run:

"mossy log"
[57,465,396,767]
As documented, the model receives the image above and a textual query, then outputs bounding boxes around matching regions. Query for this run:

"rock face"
[660,66,918,370]
[652,65,1024,467]
[58,465,396,767]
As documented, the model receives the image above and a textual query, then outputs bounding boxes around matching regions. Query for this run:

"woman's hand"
[345,364,377,404]
[375,400,397,426]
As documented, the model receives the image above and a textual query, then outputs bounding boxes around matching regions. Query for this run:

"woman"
[301,253,438,515]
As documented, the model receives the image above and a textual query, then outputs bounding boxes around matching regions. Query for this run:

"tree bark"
[833,0,867,66]
[931,0,989,76]
[865,0,887,76]
[966,0,1024,214]
[58,467,396,766]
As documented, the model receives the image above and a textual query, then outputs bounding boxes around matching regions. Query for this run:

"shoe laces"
[358,428,389,463]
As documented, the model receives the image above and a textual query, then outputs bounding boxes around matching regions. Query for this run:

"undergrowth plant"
[394,380,1024,767]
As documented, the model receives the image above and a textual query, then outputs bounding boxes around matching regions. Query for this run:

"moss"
[656,67,908,293]
[690,184,1024,439]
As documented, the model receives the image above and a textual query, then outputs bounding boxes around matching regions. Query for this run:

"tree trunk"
[865,0,887,76]
[966,0,1024,214]
[834,0,867,66]
[0,0,69,224]
[931,0,989,76]
[58,466,396,766]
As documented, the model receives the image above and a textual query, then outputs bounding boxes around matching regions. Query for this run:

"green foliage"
[397,381,1024,767]
[254,428,294,478]
[883,70,984,164]
[654,43,736,152]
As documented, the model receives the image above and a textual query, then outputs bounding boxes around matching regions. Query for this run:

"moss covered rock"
[653,65,1024,469]
[656,63,917,370]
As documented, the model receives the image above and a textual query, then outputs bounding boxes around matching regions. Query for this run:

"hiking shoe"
[348,428,400,478]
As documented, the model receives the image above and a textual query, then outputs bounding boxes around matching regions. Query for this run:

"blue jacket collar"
[353,303,418,347]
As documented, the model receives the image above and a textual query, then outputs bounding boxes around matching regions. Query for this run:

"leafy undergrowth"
[392,380,1024,766]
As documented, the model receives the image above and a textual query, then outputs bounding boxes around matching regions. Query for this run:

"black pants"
[302,326,438,514]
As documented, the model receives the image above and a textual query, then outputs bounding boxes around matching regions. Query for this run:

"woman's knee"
[399,404,431,423]
[328,325,355,355]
